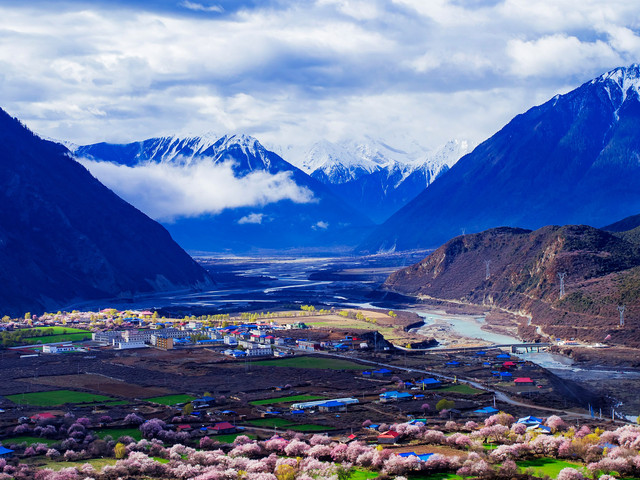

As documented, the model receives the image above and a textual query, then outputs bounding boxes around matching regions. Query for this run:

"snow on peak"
[593,64,640,107]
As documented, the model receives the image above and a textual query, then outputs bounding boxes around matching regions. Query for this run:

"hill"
[0,109,212,316]
[384,225,640,347]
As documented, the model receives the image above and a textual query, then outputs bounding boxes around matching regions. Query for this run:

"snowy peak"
[592,64,640,108]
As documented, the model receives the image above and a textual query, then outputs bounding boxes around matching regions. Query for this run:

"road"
[311,351,628,424]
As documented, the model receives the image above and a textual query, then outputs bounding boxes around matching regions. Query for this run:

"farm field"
[23,332,92,344]
[252,357,367,370]
[517,458,585,478]
[6,389,115,406]
[145,394,196,405]
[2,436,57,446]
[23,373,172,399]
[94,427,143,441]
[436,384,483,395]
[245,418,334,432]
[250,394,326,406]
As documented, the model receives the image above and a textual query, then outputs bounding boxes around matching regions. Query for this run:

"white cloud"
[77,159,314,221]
[238,213,264,224]
[179,1,223,13]
[507,35,621,77]
[312,221,329,230]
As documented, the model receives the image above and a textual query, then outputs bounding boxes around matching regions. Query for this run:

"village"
[0,306,634,479]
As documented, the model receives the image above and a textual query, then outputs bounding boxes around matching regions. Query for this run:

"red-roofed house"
[514,377,534,384]
[177,424,192,431]
[378,430,400,444]
[31,412,56,422]
[208,422,236,434]
[502,361,516,368]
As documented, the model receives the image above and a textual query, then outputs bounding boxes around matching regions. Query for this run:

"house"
[496,353,511,360]
[31,412,56,422]
[193,396,215,409]
[379,391,413,403]
[502,361,516,369]
[209,422,236,434]
[499,372,512,378]
[115,340,147,350]
[318,401,347,412]
[372,368,392,378]
[0,447,14,458]
[517,416,544,426]
[474,407,499,415]
[514,377,534,384]
[176,424,192,432]
[290,398,359,411]
[398,452,434,462]
[527,424,552,434]
[415,378,441,389]
[377,430,400,444]
[445,361,460,367]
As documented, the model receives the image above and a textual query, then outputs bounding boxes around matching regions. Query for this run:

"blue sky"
[2,0,640,152]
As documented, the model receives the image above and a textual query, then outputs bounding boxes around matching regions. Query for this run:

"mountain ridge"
[358,64,640,252]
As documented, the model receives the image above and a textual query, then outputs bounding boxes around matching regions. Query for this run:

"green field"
[518,458,585,478]
[412,474,463,480]
[246,417,293,428]
[2,436,57,446]
[144,394,196,405]
[24,333,92,344]
[436,384,483,395]
[25,327,90,334]
[94,427,143,441]
[250,394,326,406]
[244,418,332,431]
[252,356,367,370]
[6,390,114,406]
[211,433,257,443]
[352,469,379,480]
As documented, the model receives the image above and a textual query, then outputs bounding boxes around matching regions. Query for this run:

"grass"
[144,394,196,405]
[23,333,92,344]
[252,356,367,370]
[250,394,326,406]
[21,327,90,334]
[436,384,483,395]
[94,427,142,441]
[6,390,114,406]
[244,418,333,432]
[352,468,379,480]
[246,417,294,428]
[32,457,117,471]
[411,474,463,480]
[211,433,257,443]
[518,458,585,478]
[1,436,57,446]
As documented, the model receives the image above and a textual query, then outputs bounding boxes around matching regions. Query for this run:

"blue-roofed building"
[517,416,544,426]
[499,372,513,378]
[445,361,460,367]
[0,446,13,458]
[476,351,486,356]
[416,378,441,389]
[319,401,347,412]
[380,391,414,402]
[373,368,392,378]
[474,406,499,415]
[496,354,511,359]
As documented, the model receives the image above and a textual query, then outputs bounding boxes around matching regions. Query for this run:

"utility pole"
[484,260,491,280]
[558,272,566,299]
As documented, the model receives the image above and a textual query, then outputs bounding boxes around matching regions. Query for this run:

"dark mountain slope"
[358,65,640,253]
[0,109,212,316]
[384,225,640,347]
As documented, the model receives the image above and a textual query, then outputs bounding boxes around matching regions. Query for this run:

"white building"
[42,344,80,354]
[244,345,272,357]
[224,336,238,346]
[115,340,147,350]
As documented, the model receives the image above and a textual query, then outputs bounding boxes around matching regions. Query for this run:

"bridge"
[397,342,552,354]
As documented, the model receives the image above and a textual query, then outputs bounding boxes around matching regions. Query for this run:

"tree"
[275,463,296,480]
[24,312,31,319]
[114,442,127,459]
[336,464,355,480]
[182,402,194,416]
[436,398,455,411]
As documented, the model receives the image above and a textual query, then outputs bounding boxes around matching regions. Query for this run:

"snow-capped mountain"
[358,64,640,252]
[280,138,471,222]
[74,134,374,253]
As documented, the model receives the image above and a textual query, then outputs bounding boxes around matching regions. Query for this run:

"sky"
[2,0,640,154]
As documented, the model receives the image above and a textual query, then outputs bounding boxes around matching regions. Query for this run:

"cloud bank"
[78,159,314,221]
[1,1,640,151]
